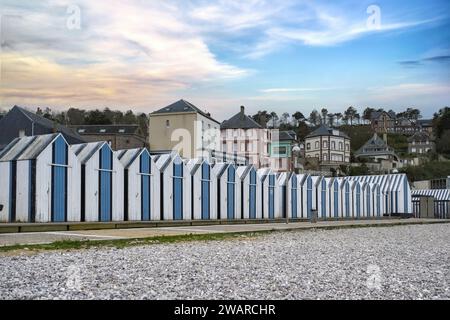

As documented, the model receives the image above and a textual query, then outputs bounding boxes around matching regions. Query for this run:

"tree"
[309,110,320,126]
[36,107,43,116]
[363,107,375,124]
[321,108,328,125]
[269,112,279,128]
[43,107,53,120]
[292,111,305,124]
[123,110,137,124]
[281,112,290,125]
[335,112,343,125]
[327,113,335,127]
[252,110,271,127]
[344,106,357,125]
[66,108,86,125]
[433,107,450,138]
[85,109,112,125]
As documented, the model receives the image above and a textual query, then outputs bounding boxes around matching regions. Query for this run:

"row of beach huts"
[0,133,412,223]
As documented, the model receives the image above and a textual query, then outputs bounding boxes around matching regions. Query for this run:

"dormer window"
[99,129,106,133]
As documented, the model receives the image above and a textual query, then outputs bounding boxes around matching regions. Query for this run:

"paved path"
[0,218,447,247]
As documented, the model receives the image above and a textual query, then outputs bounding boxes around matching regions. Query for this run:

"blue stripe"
[173,162,183,220]
[140,152,150,221]
[52,136,67,222]
[334,180,338,218]
[307,177,312,218]
[227,166,235,219]
[291,175,297,218]
[321,180,326,218]
[249,169,256,219]
[99,144,112,222]
[201,162,210,219]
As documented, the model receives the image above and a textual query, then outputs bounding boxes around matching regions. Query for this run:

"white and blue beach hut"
[0,133,80,222]
[71,141,124,222]
[237,165,259,219]
[116,148,159,221]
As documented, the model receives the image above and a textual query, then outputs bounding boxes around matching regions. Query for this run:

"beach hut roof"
[412,189,450,201]
[211,162,229,177]
[0,133,62,162]
[237,165,254,180]
[116,147,149,169]
[71,141,110,164]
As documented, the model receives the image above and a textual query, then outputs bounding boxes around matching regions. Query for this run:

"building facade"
[304,125,351,169]
[370,110,431,135]
[0,106,84,151]
[407,132,435,154]
[220,106,271,169]
[149,99,221,159]
[269,130,298,172]
[71,124,147,150]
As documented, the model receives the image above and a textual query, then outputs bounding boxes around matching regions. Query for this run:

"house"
[417,119,433,135]
[221,106,271,169]
[269,130,298,172]
[71,124,147,150]
[408,132,435,154]
[370,110,397,133]
[149,99,221,159]
[355,133,400,173]
[0,106,84,151]
[370,110,426,135]
[304,125,350,171]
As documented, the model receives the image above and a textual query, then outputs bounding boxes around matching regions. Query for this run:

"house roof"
[221,106,262,129]
[274,130,297,141]
[407,131,432,142]
[417,119,433,127]
[305,125,350,139]
[370,110,396,120]
[71,124,140,135]
[151,99,220,124]
[0,133,61,162]
[355,133,398,159]
[3,106,85,144]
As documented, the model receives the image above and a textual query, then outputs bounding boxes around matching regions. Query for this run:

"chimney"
[240,105,245,114]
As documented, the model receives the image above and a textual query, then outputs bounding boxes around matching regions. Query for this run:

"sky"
[0,0,449,121]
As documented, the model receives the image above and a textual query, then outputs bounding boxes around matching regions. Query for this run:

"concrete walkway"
[0,218,448,247]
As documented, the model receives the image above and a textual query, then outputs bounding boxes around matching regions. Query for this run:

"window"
[346,144,350,151]
[331,141,336,150]
[323,141,327,148]
[19,129,26,137]
[100,129,106,133]
[77,129,85,133]
[166,120,170,128]
[323,154,327,161]
[315,141,319,149]
[245,141,250,152]
[339,142,343,150]
[273,146,287,156]
[222,141,227,151]
[233,142,238,152]
[208,124,211,129]
[306,143,311,150]
[119,129,125,133]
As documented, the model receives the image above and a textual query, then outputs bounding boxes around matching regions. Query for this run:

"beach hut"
[339,178,352,218]
[276,172,289,219]
[308,175,319,218]
[211,163,238,220]
[0,133,80,223]
[295,174,309,219]
[412,189,450,218]
[237,165,259,219]
[352,180,363,218]
[71,141,124,222]
[287,173,300,219]
[156,153,190,220]
[116,148,159,221]
[329,178,342,218]
[186,158,214,220]
[317,176,328,219]
[257,168,272,219]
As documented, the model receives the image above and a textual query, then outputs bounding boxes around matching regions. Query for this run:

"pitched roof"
[355,133,398,159]
[0,133,61,162]
[151,99,220,124]
[370,110,396,120]
[221,106,262,129]
[407,131,432,142]
[71,124,140,135]
[305,125,350,139]
[417,119,433,127]
[11,106,84,143]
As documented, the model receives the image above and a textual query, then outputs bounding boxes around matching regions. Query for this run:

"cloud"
[399,54,450,67]
[260,87,338,93]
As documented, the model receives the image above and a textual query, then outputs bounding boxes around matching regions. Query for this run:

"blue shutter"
[201,162,210,219]
[227,166,235,219]
[52,136,67,222]
[99,144,112,222]
[173,162,183,220]
[140,152,151,221]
